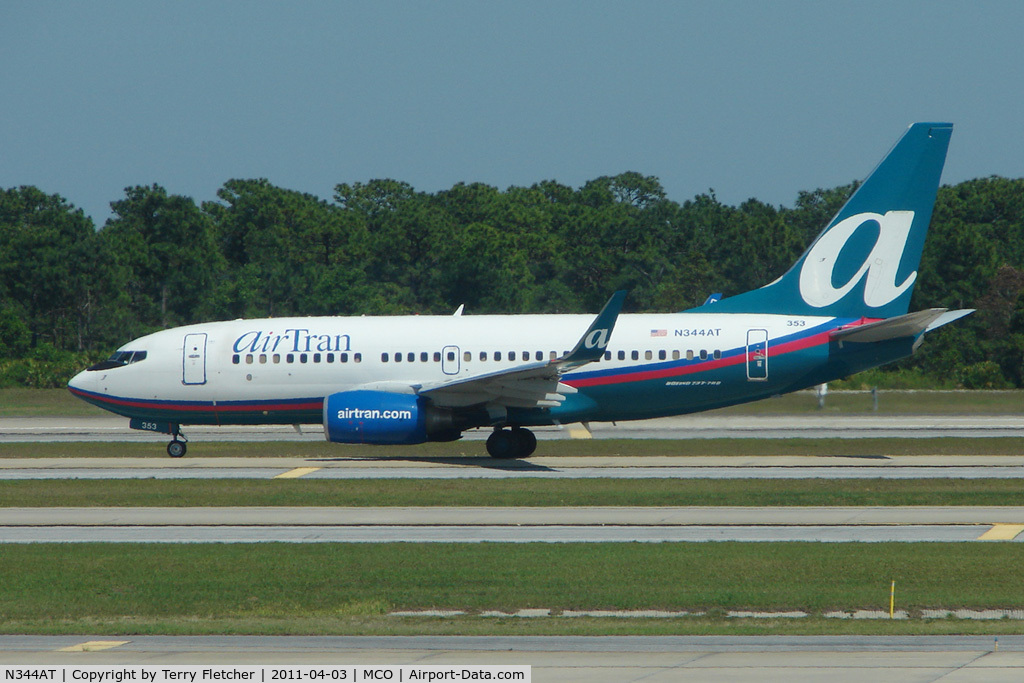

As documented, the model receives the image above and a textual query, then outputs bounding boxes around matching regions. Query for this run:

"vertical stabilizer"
[691,123,952,319]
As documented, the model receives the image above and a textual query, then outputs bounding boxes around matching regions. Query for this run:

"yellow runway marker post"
[58,641,129,652]
[274,467,321,479]
[977,524,1024,540]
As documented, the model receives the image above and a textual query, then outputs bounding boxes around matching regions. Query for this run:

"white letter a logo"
[798,211,917,309]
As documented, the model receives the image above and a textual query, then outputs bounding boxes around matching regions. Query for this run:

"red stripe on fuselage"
[564,329,833,389]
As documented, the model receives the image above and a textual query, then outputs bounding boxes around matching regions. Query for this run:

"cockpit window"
[86,350,148,371]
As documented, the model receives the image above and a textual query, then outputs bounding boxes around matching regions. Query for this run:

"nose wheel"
[167,426,188,458]
[486,427,537,459]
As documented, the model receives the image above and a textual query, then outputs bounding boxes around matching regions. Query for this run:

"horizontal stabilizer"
[925,308,975,332]
[831,308,973,344]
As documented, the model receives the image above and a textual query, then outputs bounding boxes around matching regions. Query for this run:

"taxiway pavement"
[3,506,1023,543]
[4,455,1024,479]
[1,635,1022,682]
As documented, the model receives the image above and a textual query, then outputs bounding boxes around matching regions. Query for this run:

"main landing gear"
[167,425,188,458]
[486,426,537,459]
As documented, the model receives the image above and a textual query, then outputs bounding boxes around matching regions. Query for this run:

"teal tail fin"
[691,122,953,319]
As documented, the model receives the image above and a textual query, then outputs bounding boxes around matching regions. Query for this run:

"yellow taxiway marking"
[58,641,129,652]
[274,467,321,479]
[977,524,1024,540]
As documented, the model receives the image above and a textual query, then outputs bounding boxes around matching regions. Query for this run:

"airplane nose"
[67,369,91,395]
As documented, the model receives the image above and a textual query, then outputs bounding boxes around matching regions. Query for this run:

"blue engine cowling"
[323,390,435,445]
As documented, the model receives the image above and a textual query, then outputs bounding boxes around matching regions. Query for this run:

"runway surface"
[4,413,1024,442]
[4,506,1023,543]
[2,636,1022,682]
[5,455,1024,479]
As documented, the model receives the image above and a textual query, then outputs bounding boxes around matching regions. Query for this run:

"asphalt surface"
[6,455,1024,479]
[3,506,1022,543]
[1,636,1022,682]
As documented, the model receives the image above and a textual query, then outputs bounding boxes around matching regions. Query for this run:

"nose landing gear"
[167,425,188,458]
[486,426,537,459]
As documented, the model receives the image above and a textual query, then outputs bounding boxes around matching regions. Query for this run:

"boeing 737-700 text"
[69,123,971,458]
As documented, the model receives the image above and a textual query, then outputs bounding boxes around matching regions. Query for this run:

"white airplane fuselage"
[68,311,889,428]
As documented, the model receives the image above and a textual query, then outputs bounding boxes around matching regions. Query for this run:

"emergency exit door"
[746,329,768,381]
[441,345,460,375]
[182,333,208,385]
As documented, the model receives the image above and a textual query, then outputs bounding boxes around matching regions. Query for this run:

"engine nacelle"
[324,390,458,445]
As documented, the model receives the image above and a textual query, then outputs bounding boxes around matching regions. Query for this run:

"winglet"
[560,290,627,368]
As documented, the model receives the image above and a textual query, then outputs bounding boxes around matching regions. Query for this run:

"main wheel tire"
[486,429,518,459]
[167,440,187,458]
[512,427,537,458]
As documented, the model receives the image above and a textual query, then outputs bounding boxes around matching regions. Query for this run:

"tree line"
[1,173,1022,388]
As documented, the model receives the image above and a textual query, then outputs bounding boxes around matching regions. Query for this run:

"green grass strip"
[5,478,1024,507]
[3,543,1024,635]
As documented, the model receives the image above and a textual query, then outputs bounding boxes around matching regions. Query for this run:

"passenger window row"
[382,350,567,363]
[605,349,722,361]
[234,348,723,367]
[233,352,363,365]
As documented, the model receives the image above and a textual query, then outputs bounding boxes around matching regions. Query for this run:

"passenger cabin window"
[421,352,429,362]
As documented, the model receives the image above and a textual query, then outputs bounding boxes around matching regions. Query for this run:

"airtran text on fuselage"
[233,329,353,355]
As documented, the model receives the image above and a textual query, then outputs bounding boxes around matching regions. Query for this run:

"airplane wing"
[417,291,626,409]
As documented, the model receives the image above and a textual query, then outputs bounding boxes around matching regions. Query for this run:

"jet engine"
[323,390,461,444]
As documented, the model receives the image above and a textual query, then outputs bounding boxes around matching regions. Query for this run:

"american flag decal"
[650,329,667,337]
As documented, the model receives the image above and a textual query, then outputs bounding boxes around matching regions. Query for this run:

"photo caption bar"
[0,667,530,683]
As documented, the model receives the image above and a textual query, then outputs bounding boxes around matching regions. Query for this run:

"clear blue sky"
[2,1,1022,226]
